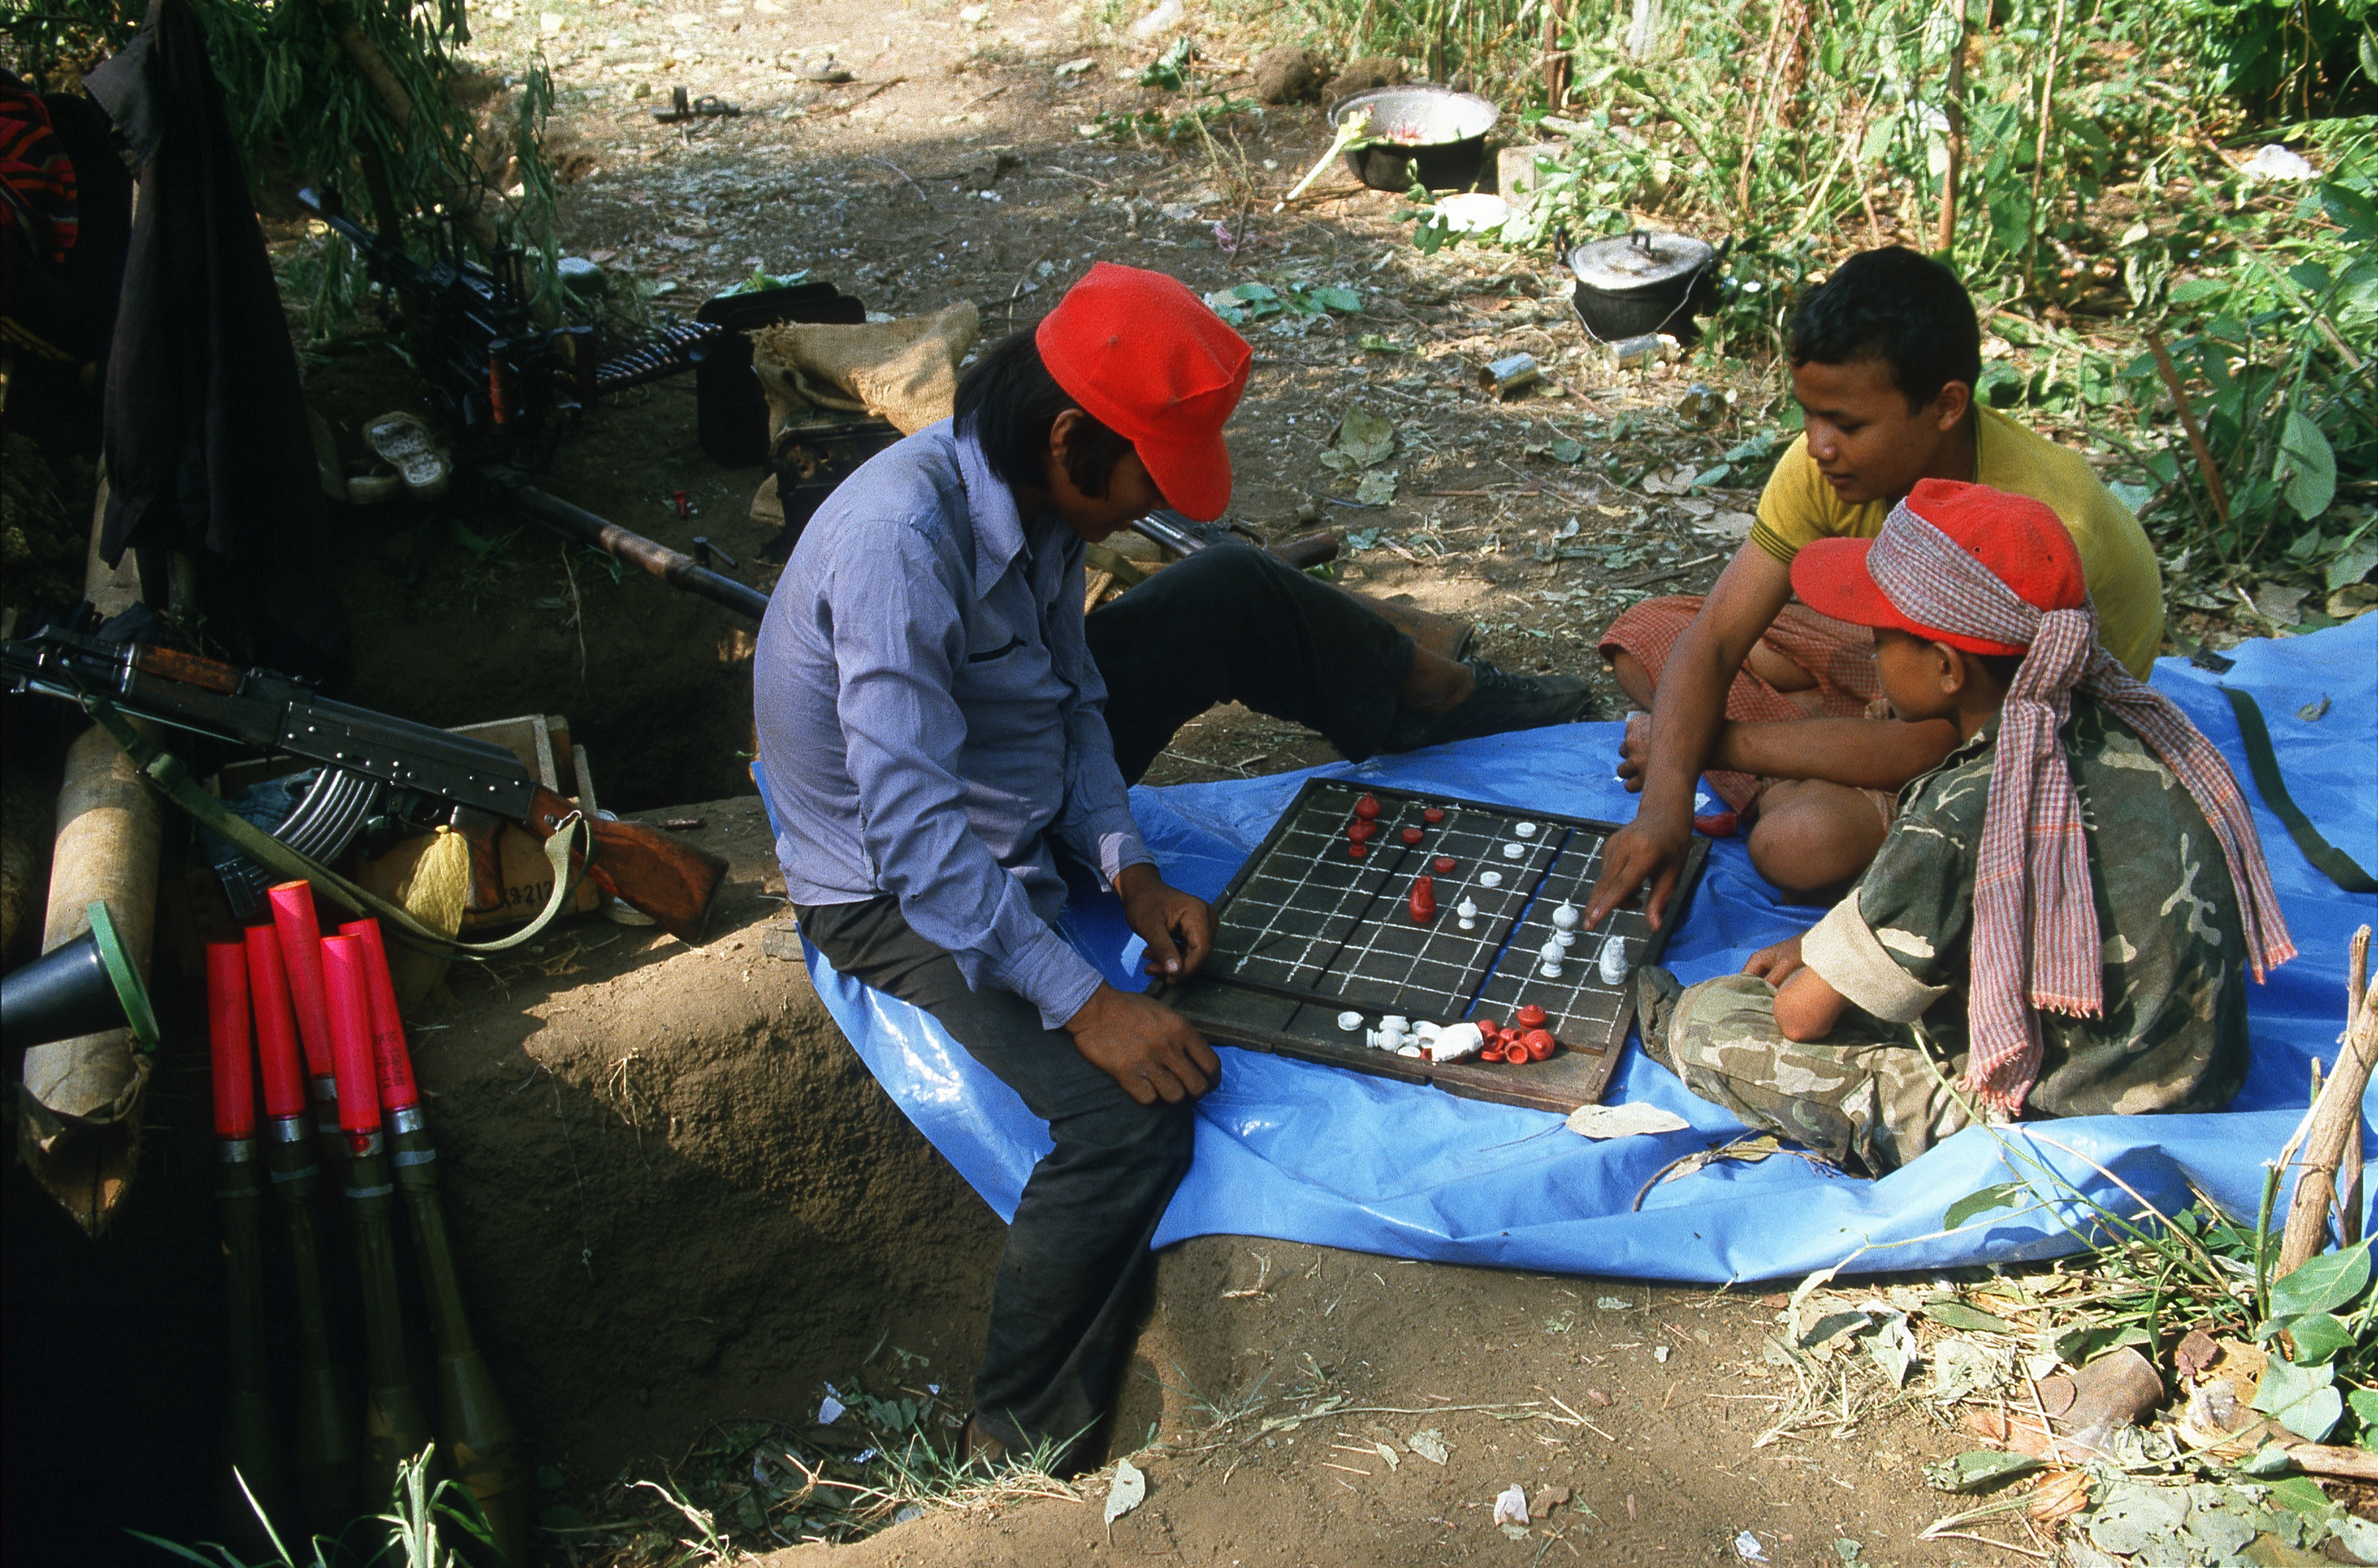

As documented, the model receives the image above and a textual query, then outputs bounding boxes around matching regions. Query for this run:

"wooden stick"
[2342,928,2371,1247]
[2277,927,2378,1276]
[2144,327,2231,526]
[1935,8,1969,254]
[2022,0,2067,294]
[2287,1440,2378,1482]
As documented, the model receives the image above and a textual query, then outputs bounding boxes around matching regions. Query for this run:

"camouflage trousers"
[1638,970,1975,1175]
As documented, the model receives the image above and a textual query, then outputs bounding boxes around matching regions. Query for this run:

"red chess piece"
[1479,1042,1506,1062]
[1401,826,1424,846]
[1515,1003,1548,1029]
[1422,806,1446,824]
[1474,1017,1501,1040]
[1350,843,1370,859]
[1354,794,1382,821]
[1348,820,1378,843]
[1522,1028,1557,1061]
[1408,875,1438,924]
[1433,855,1456,874]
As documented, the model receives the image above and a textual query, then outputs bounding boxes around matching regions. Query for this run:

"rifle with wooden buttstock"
[2,625,728,943]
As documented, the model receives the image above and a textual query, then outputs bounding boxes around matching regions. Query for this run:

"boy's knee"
[1057,1092,1195,1181]
[1747,782,1887,900]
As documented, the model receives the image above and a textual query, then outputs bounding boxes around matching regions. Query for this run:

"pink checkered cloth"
[1867,504,2295,1113]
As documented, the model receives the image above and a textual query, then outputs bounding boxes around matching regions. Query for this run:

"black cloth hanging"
[85,0,349,683]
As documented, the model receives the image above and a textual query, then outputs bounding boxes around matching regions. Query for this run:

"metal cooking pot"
[1328,85,1500,193]
[1564,229,1725,342]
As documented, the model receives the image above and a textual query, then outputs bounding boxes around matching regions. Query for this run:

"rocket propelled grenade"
[322,935,434,1505]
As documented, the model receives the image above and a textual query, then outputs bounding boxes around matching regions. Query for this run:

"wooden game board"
[1152,778,1709,1113]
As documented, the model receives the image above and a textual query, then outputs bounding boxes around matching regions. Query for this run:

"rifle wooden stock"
[522,786,727,943]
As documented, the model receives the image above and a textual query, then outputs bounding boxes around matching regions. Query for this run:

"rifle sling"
[2219,685,2378,896]
[77,694,589,954]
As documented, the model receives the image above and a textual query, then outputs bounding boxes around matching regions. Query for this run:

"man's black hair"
[1788,247,1983,412]
[953,327,1137,500]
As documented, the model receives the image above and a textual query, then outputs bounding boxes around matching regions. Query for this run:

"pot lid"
[1566,230,1716,291]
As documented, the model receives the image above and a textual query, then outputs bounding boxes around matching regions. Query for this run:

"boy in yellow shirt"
[1586,247,2165,928]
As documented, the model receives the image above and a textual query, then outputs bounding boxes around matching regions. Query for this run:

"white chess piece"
[1599,934,1630,985]
[1380,1015,1409,1036]
[1538,938,1566,979]
[1551,901,1581,949]
[1456,898,1479,931]
[1429,1022,1485,1062]
[1336,1010,1365,1033]
[1478,870,1504,889]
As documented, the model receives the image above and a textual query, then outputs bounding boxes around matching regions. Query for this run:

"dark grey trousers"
[793,894,1195,1471]
[1085,543,1413,783]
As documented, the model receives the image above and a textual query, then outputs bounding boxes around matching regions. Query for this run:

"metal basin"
[1328,85,1500,193]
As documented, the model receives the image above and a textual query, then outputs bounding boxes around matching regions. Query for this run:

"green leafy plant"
[128,1448,496,1568]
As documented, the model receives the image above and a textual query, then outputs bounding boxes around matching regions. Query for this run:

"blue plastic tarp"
[801,616,2378,1283]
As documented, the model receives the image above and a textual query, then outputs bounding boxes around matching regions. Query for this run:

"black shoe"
[1384,660,1594,751]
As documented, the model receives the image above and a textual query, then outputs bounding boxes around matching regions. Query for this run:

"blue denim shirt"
[754,420,1152,1030]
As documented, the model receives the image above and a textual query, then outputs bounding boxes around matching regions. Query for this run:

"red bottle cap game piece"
[1354,794,1382,820]
[1523,1028,1557,1061]
[269,882,336,1078]
[1433,856,1455,874]
[1474,1017,1500,1038]
[319,935,382,1140]
[1422,807,1445,824]
[206,942,256,1141]
[1408,874,1437,923]
[1694,809,1741,838]
[1348,820,1377,843]
[1515,1004,1548,1029]
[1480,1043,1505,1062]
[341,918,419,1113]
[1401,826,1424,845]
[243,926,308,1121]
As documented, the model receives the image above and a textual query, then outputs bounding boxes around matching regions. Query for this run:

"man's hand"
[1615,712,1653,794]
[1742,933,1806,988]
[1115,862,1215,981]
[1585,805,1692,932]
[1065,983,1221,1105]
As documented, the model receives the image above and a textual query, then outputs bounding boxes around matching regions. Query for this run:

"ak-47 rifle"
[2,625,727,943]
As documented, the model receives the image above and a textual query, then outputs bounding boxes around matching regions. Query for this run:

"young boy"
[1587,247,2166,922]
[1635,480,2292,1175]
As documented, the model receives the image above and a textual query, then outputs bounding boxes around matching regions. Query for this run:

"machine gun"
[296,188,866,469]
[3,624,728,943]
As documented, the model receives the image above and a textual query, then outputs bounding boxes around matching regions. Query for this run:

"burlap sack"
[749,300,981,438]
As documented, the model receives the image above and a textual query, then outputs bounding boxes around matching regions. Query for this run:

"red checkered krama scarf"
[1865,503,2295,1113]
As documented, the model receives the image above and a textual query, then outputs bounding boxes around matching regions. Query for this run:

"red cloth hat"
[1035,262,1251,522]
[1791,478,2086,657]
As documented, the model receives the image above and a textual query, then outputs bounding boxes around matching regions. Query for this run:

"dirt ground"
[7,2,2143,1564]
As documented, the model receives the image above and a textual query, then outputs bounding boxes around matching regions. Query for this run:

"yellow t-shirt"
[1749,407,2166,677]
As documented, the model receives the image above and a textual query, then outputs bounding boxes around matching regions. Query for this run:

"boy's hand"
[1585,805,1692,931]
[1615,713,1653,794]
[1115,862,1215,981]
[1742,935,1806,987]
[1065,983,1221,1105]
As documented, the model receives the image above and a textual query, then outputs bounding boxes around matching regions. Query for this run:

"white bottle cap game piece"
[1336,1010,1365,1032]
[1430,1022,1484,1062]
[1551,901,1581,931]
[1514,820,1538,838]
[1599,935,1629,985]
[1502,840,1525,860]
[1397,1042,1424,1057]
[1478,870,1504,889]
[1381,1015,1409,1035]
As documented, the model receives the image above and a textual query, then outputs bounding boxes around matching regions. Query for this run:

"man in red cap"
[755,263,1585,1471]
[1631,480,2289,1174]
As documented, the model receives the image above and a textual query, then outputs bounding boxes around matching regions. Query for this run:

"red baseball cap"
[1035,262,1251,522]
[1791,479,2086,657]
